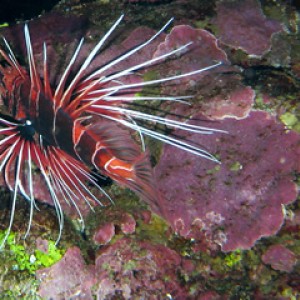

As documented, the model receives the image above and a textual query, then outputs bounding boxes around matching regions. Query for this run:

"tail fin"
[81,119,158,206]
[106,152,158,207]
[128,153,158,205]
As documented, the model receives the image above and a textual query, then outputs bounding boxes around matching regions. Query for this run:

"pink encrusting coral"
[93,222,116,245]
[201,86,255,120]
[215,0,283,56]
[154,111,300,251]
[37,237,212,298]
[151,23,256,120]
[262,244,297,272]
[153,24,229,93]
[92,212,137,245]
[94,237,190,299]
[36,247,96,300]
[120,212,137,234]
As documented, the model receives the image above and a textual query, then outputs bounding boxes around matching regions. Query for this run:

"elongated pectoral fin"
[88,119,141,162]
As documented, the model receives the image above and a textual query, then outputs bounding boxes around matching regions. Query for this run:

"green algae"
[135,213,169,245]
[194,17,219,35]
[224,249,242,268]
[0,230,65,299]
[254,93,273,111]
[0,230,64,274]
[33,241,65,269]
[229,161,243,172]
[0,23,9,28]
[206,164,221,175]
[280,112,300,132]
[123,260,137,271]
[281,287,298,300]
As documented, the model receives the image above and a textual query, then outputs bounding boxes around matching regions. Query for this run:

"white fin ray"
[90,104,227,134]
[0,140,25,248]
[24,24,42,93]
[86,62,222,98]
[61,14,125,105]
[53,38,85,106]
[93,113,221,163]
[81,17,174,85]
[32,146,64,245]
[101,95,192,104]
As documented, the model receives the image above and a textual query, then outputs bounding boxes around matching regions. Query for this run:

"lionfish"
[0,15,223,246]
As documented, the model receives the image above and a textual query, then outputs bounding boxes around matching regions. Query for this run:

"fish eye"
[18,119,36,139]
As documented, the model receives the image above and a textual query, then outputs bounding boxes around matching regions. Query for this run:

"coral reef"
[90,204,147,246]
[94,238,190,299]
[215,0,283,56]
[0,230,65,298]
[262,244,297,272]
[93,222,115,245]
[155,111,300,251]
[0,0,299,298]
[36,247,96,300]
[35,238,193,299]
[201,85,255,120]
[153,24,229,93]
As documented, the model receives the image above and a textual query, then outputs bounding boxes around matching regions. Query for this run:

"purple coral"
[92,212,136,245]
[201,86,255,120]
[36,237,212,298]
[154,111,300,251]
[153,24,229,93]
[215,0,283,56]
[94,237,190,299]
[93,222,116,245]
[37,247,96,300]
[120,212,137,234]
[262,244,297,272]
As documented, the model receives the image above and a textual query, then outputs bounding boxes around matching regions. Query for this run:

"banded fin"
[102,152,157,205]
[87,119,141,162]
[127,153,157,203]
[79,119,157,203]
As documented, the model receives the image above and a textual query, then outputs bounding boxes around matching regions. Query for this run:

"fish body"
[0,15,224,246]
[0,36,154,201]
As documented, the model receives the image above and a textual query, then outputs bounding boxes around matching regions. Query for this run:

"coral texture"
[93,222,116,245]
[37,238,196,299]
[215,0,283,56]
[262,244,297,272]
[201,86,255,120]
[0,0,298,298]
[153,24,229,92]
[37,247,96,300]
[155,111,300,251]
[94,238,190,299]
